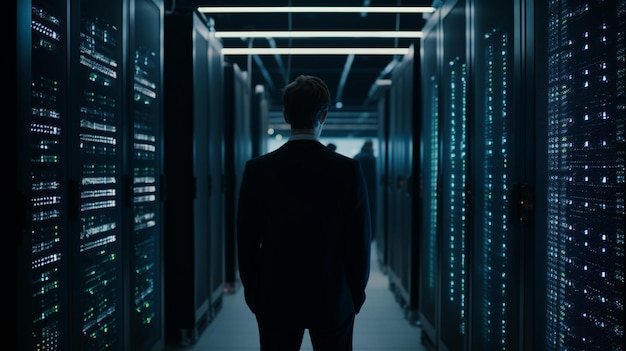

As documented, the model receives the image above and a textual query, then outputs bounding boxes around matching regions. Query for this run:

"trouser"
[256,313,355,351]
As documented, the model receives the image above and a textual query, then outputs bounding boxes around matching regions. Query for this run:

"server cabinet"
[223,62,252,292]
[17,0,165,350]
[68,3,129,348]
[386,44,421,322]
[68,2,127,350]
[163,10,224,345]
[205,22,226,318]
[418,8,440,348]
[17,0,70,349]
[540,0,624,349]
[127,0,165,350]
[468,0,525,349]
[419,1,624,350]
[375,87,391,267]
[437,2,469,350]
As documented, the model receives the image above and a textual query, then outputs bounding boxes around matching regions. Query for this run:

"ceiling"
[167,0,437,137]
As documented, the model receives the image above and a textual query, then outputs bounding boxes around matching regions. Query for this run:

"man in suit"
[237,75,371,350]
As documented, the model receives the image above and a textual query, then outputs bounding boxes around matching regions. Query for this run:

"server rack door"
[206,30,226,314]
[409,44,422,322]
[387,45,421,321]
[222,62,237,291]
[233,64,252,195]
[233,63,252,289]
[223,62,252,293]
[387,53,407,303]
[68,0,126,349]
[437,0,469,350]
[127,0,164,350]
[541,1,625,350]
[162,11,211,345]
[191,13,212,332]
[17,0,70,349]
[418,9,440,347]
[375,89,390,267]
[385,82,402,296]
[468,0,524,349]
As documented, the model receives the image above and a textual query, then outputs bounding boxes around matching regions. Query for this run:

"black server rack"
[17,0,70,349]
[204,17,226,319]
[127,0,165,350]
[386,44,422,322]
[418,0,624,350]
[68,4,127,347]
[223,62,252,292]
[422,0,526,349]
[418,8,440,349]
[163,10,224,345]
[375,87,391,267]
[540,0,624,349]
[437,2,469,350]
[468,0,526,349]
[16,0,165,350]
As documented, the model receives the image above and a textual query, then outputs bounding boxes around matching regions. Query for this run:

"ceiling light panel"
[198,6,435,14]
[221,47,411,55]
[214,31,422,39]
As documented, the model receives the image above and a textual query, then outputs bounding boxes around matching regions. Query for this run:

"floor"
[164,243,428,351]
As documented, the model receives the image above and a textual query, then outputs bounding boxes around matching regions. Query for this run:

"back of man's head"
[282,75,331,129]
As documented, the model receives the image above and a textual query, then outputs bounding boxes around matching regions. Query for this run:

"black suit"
[237,138,371,350]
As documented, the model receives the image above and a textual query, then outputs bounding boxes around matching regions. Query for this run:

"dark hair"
[282,75,331,129]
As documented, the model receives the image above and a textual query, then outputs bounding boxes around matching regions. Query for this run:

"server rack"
[16,0,165,350]
[418,0,624,350]
[467,0,526,349]
[437,3,469,349]
[420,1,529,349]
[375,87,391,267]
[418,8,440,349]
[17,1,70,349]
[162,10,224,345]
[223,62,252,292]
[386,44,422,322]
[68,3,127,348]
[540,0,624,349]
[127,1,165,350]
[205,18,226,319]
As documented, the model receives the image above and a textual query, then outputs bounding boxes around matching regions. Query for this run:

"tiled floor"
[164,244,428,351]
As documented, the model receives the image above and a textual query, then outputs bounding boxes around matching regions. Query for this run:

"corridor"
[164,243,428,351]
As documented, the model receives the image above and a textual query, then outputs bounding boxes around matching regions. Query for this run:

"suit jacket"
[237,139,371,329]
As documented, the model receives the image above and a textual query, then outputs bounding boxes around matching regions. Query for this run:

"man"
[353,140,377,234]
[237,75,371,350]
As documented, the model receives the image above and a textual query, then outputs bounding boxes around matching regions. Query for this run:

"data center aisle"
[164,243,427,351]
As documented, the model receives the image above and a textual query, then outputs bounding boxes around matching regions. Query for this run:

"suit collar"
[288,134,319,142]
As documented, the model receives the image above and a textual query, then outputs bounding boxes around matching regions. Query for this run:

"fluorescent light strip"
[198,6,435,14]
[215,31,422,39]
[221,48,410,55]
